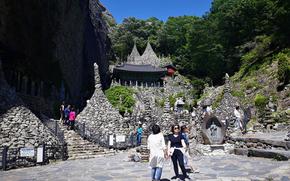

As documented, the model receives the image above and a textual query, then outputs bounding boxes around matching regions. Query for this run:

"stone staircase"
[58,122,115,160]
[230,131,290,160]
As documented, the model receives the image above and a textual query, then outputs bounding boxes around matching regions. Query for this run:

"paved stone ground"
[0,152,290,181]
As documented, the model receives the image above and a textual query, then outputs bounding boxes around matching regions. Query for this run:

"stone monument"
[201,115,226,145]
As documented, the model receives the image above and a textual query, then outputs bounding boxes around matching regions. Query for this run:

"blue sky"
[100,0,213,23]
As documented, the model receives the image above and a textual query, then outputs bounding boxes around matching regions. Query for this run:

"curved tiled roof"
[114,63,166,72]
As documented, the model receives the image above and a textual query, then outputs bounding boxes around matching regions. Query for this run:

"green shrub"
[156,98,165,108]
[276,51,290,85]
[184,102,190,111]
[231,90,245,98]
[191,99,197,107]
[245,78,261,90]
[190,78,206,99]
[169,95,176,108]
[239,35,272,79]
[105,86,135,114]
[212,91,223,109]
[254,94,268,108]
[175,92,185,98]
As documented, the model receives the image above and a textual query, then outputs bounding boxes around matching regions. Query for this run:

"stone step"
[55,120,115,161]
[67,144,101,148]
[230,137,290,150]
[68,150,105,156]
[68,152,115,160]
[65,137,90,142]
[234,148,290,161]
[68,149,104,154]
[68,154,109,160]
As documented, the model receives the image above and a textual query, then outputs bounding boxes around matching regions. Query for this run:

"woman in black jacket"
[167,124,190,180]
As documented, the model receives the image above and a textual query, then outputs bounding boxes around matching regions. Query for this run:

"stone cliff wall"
[0,0,113,107]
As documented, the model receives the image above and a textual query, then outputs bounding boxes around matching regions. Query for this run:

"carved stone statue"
[201,115,226,145]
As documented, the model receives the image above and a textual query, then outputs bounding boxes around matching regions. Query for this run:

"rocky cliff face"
[0,0,113,106]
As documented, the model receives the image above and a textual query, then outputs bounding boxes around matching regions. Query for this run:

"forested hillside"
[109,0,290,90]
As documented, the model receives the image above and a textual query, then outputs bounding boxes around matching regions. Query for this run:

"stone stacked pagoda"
[113,42,167,87]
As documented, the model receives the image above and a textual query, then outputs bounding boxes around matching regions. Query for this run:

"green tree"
[105,86,136,114]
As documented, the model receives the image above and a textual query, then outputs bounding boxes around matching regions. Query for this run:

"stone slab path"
[241,131,288,141]
[0,152,290,181]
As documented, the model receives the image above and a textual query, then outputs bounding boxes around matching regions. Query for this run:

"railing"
[0,143,67,171]
[42,119,65,144]
[75,121,133,149]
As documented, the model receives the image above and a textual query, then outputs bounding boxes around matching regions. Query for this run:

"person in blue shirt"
[64,105,71,125]
[136,124,143,146]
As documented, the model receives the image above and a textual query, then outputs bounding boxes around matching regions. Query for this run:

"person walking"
[59,101,65,124]
[136,124,143,146]
[181,125,190,168]
[181,125,199,173]
[147,125,167,181]
[168,125,190,180]
[69,107,76,130]
[64,105,71,125]
[234,105,243,131]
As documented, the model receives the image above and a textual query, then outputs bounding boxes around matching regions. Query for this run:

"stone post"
[39,81,44,97]
[94,63,102,89]
[31,81,35,96]
[0,58,4,84]
[224,73,231,94]
[2,146,8,171]
[22,76,28,94]
[17,72,22,92]
[34,82,39,96]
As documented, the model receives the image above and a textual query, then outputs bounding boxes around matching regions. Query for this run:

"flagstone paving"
[0,152,290,181]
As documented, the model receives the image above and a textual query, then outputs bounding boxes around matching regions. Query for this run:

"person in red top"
[69,107,76,130]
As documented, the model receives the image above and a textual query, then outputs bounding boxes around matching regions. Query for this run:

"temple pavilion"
[113,42,167,87]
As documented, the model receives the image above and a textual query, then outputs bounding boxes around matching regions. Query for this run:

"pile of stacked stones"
[214,74,242,135]
[0,59,59,149]
[158,98,176,135]
[258,97,278,130]
[191,107,205,144]
[0,106,59,148]
[75,63,130,148]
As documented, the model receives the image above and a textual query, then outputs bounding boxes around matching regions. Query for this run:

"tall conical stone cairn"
[76,63,130,148]
[141,42,160,67]
[214,73,241,129]
[127,43,141,64]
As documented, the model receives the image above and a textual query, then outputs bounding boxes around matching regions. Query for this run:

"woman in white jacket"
[147,125,167,181]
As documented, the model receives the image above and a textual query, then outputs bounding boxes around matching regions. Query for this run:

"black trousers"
[171,149,187,177]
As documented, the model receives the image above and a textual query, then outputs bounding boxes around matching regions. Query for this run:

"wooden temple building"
[113,42,168,87]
